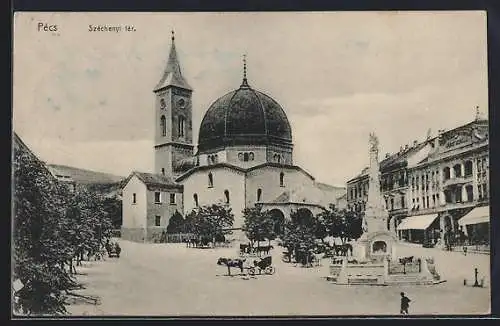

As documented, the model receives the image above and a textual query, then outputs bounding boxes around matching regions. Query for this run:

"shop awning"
[458,206,490,226]
[397,214,438,231]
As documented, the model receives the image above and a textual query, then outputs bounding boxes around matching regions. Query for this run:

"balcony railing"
[442,175,473,187]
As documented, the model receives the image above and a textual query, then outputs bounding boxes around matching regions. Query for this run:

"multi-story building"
[347,111,489,247]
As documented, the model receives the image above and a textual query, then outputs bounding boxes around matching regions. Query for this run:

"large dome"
[198,82,293,153]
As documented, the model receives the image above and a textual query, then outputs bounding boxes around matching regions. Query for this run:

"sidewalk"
[397,241,490,255]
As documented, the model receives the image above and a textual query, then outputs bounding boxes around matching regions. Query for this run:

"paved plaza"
[67,239,490,316]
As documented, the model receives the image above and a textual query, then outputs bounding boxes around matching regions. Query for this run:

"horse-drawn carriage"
[248,256,276,275]
[217,255,276,276]
[105,240,121,258]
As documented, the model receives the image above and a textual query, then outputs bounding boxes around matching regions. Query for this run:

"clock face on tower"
[177,98,186,109]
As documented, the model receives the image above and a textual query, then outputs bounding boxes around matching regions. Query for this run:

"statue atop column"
[363,132,388,233]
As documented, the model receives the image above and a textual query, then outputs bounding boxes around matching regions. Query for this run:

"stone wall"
[121,227,146,242]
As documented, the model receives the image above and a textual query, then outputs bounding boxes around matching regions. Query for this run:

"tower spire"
[241,53,249,88]
[153,31,192,92]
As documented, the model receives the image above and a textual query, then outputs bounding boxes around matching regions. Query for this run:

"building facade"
[121,33,346,242]
[347,113,489,247]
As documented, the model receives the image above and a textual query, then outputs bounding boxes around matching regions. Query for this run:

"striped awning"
[458,206,490,226]
[397,214,438,231]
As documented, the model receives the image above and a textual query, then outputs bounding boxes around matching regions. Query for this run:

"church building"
[121,33,346,242]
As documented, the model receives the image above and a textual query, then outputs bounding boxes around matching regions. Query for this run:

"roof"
[175,162,315,182]
[197,80,292,153]
[267,181,345,207]
[154,35,192,92]
[126,171,182,191]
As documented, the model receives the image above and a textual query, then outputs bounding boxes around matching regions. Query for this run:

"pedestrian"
[400,292,411,315]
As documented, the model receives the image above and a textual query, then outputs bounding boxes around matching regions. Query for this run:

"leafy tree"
[166,210,185,234]
[102,197,122,229]
[184,204,234,242]
[281,209,318,258]
[317,204,363,244]
[241,208,275,248]
[13,143,77,315]
[13,138,114,315]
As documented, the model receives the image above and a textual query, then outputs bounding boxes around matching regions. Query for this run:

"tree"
[318,204,363,244]
[241,208,274,248]
[13,138,114,315]
[13,143,77,315]
[184,204,234,243]
[166,211,185,234]
[281,209,318,260]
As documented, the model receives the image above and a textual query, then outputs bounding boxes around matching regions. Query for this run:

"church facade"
[121,33,346,242]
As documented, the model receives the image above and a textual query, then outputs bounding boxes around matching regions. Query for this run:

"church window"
[224,190,230,204]
[244,153,249,162]
[132,193,137,204]
[154,192,161,203]
[179,116,186,137]
[193,193,199,207]
[257,188,262,202]
[160,115,166,137]
[170,193,176,205]
[238,153,243,161]
[208,172,213,188]
[161,168,165,175]
[155,216,161,227]
[280,172,284,187]
[249,152,254,161]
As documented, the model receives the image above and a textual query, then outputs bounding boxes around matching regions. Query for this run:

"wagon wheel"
[265,266,276,275]
[248,267,256,276]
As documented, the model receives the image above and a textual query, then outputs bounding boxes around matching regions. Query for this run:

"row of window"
[191,188,264,208]
[207,172,285,188]
[160,115,185,138]
[238,152,254,162]
[208,154,219,165]
[131,192,176,205]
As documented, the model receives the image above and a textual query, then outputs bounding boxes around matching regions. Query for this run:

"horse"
[333,243,353,257]
[399,256,414,265]
[217,257,246,276]
[255,245,273,256]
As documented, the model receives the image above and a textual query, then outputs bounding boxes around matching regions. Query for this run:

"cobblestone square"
[67,240,490,316]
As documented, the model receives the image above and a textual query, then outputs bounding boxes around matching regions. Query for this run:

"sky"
[13,11,488,186]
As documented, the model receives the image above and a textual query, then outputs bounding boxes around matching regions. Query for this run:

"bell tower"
[153,31,194,178]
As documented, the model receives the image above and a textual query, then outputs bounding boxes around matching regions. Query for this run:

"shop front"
[458,205,490,246]
[396,213,440,246]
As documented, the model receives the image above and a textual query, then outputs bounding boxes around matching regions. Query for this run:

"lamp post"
[473,267,480,287]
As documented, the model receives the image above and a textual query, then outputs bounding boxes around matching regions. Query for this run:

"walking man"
[400,292,411,315]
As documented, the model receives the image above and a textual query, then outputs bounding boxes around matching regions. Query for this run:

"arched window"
[178,116,185,137]
[277,155,281,163]
[443,167,451,180]
[160,115,166,137]
[238,153,243,161]
[193,193,199,207]
[161,168,165,175]
[249,152,254,161]
[257,188,262,202]
[214,154,218,163]
[208,172,213,188]
[224,190,230,204]
[280,172,284,187]
[244,153,249,162]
